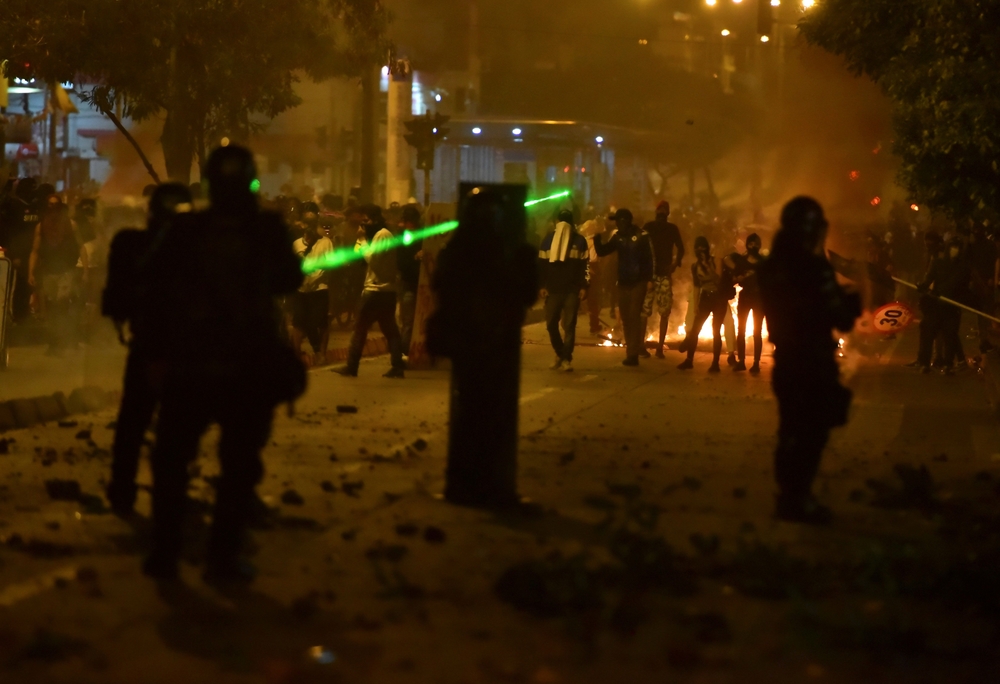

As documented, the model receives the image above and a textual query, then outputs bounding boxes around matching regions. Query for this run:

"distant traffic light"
[404,112,450,171]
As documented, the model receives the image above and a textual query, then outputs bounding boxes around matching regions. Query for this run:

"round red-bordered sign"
[872,301,915,333]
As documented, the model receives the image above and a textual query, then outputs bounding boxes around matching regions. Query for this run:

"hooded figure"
[759,196,861,525]
[733,232,767,373]
[677,236,732,372]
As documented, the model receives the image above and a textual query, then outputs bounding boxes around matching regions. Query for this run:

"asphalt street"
[1,316,999,683]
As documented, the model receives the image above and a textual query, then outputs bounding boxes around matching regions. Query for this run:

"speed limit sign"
[872,302,915,333]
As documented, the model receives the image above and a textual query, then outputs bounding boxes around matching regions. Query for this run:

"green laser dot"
[250,179,261,193]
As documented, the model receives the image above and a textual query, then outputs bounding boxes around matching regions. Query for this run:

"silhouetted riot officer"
[428,184,538,507]
[140,146,305,581]
[759,197,861,525]
[103,183,193,516]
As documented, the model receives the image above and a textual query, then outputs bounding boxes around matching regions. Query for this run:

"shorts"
[642,275,673,318]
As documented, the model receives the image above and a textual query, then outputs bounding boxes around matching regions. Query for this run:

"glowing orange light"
[910,204,919,211]
[871,196,881,206]
[563,166,570,173]
[849,170,860,181]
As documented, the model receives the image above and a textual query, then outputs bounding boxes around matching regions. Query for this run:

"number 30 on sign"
[872,302,914,333]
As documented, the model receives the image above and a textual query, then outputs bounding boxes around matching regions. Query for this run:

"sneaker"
[733,361,747,372]
[655,348,665,359]
[550,358,564,371]
[708,363,721,373]
[142,553,180,581]
[727,353,737,367]
[677,359,693,370]
[775,495,833,526]
[941,366,955,376]
[749,363,761,375]
[562,360,574,372]
[638,348,652,359]
[383,367,405,379]
[622,357,640,367]
[332,365,358,377]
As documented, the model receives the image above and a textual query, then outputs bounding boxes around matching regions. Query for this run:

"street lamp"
[721,29,731,36]
[705,0,717,6]
[802,0,815,7]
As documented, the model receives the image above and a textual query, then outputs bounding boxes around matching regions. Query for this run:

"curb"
[0,386,120,434]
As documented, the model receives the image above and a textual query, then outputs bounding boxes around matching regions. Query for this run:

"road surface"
[1,316,998,683]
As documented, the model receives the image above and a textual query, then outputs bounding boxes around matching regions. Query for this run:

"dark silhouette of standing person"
[140,146,305,582]
[733,233,767,373]
[102,183,193,517]
[759,197,861,524]
[592,209,653,366]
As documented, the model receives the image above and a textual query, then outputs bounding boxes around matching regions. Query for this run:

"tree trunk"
[162,109,196,184]
[359,65,379,204]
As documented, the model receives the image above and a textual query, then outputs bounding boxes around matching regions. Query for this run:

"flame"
[678,286,769,341]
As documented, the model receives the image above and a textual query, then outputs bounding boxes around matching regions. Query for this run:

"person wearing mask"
[576,212,607,335]
[641,201,685,358]
[28,195,80,354]
[139,146,305,582]
[677,236,733,372]
[733,233,766,373]
[539,209,590,372]
[396,205,424,354]
[593,209,653,366]
[917,237,972,375]
[291,209,334,358]
[0,179,38,321]
[102,183,193,517]
[759,197,861,525]
[334,208,406,378]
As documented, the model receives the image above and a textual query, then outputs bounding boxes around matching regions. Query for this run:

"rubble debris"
[494,553,603,618]
[291,591,321,620]
[336,405,358,414]
[559,451,575,465]
[58,421,79,428]
[281,489,305,506]
[45,479,81,501]
[328,454,339,462]
[0,439,10,455]
[341,480,364,497]
[276,516,321,530]
[341,528,358,541]
[74,429,92,441]
[424,526,447,543]
[412,438,428,452]
[395,523,419,537]
[689,533,720,557]
[383,492,403,505]
[320,481,336,493]
[866,464,937,510]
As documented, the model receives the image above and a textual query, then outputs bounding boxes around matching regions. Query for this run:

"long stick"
[892,277,1000,324]
[95,103,162,184]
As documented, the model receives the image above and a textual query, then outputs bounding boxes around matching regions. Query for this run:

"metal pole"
[892,276,1000,325]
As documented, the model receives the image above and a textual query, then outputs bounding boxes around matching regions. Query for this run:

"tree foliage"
[800,0,1000,222]
[0,0,390,182]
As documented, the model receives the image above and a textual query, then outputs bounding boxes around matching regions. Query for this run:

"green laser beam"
[524,189,571,207]
[301,190,571,274]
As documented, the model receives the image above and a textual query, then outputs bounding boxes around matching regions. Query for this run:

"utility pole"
[385,59,413,205]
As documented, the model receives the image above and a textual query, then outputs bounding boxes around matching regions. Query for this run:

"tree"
[0,0,390,183]
[800,0,1000,223]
